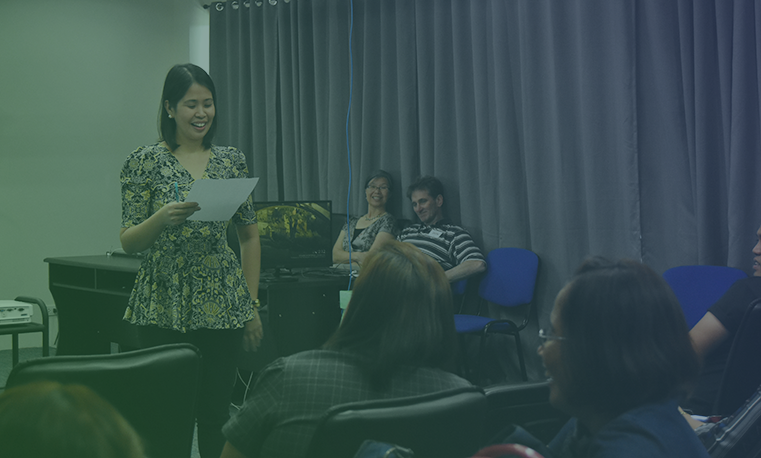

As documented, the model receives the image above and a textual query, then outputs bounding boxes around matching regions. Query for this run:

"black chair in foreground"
[714,298,761,417]
[483,381,569,445]
[307,386,488,458]
[6,343,201,458]
[0,296,50,367]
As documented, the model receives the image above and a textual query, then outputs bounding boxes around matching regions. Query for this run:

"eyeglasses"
[367,185,389,192]
[538,328,566,345]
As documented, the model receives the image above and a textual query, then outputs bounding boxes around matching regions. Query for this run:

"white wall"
[0,0,209,350]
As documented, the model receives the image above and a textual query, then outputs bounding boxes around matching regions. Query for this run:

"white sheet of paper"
[185,178,259,221]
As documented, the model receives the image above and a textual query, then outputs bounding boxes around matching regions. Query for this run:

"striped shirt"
[397,219,485,271]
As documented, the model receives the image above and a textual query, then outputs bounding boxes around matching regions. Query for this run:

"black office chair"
[307,386,488,458]
[7,343,201,458]
[483,381,569,444]
[714,298,761,416]
[0,296,50,367]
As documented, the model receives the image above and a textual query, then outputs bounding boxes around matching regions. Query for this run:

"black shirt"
[684,277,761,414]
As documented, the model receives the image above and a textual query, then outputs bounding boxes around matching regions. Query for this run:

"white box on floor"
[0,300,33,326]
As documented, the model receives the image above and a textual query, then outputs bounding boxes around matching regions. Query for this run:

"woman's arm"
[689,312,729,358]
[238,223,263,352]
[332,229,355,264]
[119,201,200,253]
[333,227,396,266]
[445,259,487,283]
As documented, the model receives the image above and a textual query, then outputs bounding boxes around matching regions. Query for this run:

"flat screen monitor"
[253,200,333,274]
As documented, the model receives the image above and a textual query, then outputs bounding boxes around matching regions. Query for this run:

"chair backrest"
[307,386,488,458]
[478,248,539,308]
[452,278,468,296]
[662,265,747,329]
[483,381,569,444]
[6,343,201,458]
[715,298,761,416]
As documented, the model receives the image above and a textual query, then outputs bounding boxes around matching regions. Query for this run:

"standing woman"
[120,64,263,458]
[332,170,397,268]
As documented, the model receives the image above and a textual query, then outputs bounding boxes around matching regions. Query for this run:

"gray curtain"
[210,0,761,381]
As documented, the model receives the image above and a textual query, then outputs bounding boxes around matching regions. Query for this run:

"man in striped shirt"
[398,176,486,282]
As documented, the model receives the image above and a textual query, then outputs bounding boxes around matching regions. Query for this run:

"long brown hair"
[324,240,458,388]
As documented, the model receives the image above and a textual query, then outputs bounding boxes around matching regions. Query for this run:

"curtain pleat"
[209,0,761,381]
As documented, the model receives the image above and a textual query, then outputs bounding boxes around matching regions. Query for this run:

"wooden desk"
[44,255,345,367]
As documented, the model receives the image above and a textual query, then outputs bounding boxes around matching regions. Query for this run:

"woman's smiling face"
[165,82,215,147]
[365,177,390,210]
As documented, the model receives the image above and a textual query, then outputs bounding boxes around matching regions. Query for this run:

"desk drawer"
[49,264,95,289]
[96,269,137,294]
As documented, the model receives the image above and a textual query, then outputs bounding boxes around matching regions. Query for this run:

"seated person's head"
[406,175,444,202]
[325,240,458,385]
[0,381,144,458]
[364,170,393,215]
[406,176,445,225]
[540,257,700,422]
[364,171,393,202]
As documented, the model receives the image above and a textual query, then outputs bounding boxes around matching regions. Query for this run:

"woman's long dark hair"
[323,241,458,389]
[558,257,701,417]
[158,63,218,151]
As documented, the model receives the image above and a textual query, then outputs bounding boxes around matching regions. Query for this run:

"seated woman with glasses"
[221,240,472,458]
[536,257,709,458]
[332,170,397,268]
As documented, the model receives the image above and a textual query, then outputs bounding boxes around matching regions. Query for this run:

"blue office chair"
[452,278,467,296]
[452,278,469,313]
[454,248,539,382]
[662,265,747,329]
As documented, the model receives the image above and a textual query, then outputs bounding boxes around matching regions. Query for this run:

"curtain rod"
[204,0,288,8]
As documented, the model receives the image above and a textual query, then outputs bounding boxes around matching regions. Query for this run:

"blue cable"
[345,0,355,290]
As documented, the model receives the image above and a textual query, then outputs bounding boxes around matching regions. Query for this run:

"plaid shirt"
[223,350,472,458]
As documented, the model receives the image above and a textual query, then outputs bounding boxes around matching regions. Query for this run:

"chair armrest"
[15,296,49,327]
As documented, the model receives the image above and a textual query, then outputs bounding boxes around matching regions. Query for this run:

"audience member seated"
[0,381,145,458]
[220,240,473,458]
[398,175,486,283]
[684,223,761,414]
[332,170,398,269]
[533,257,708,458]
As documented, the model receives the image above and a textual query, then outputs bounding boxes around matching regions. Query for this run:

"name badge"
[429,229,443,238]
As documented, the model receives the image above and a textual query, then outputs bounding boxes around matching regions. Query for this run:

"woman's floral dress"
[120,143,257,332]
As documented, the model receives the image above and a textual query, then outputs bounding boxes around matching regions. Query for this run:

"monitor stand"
[261,267,299,283]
